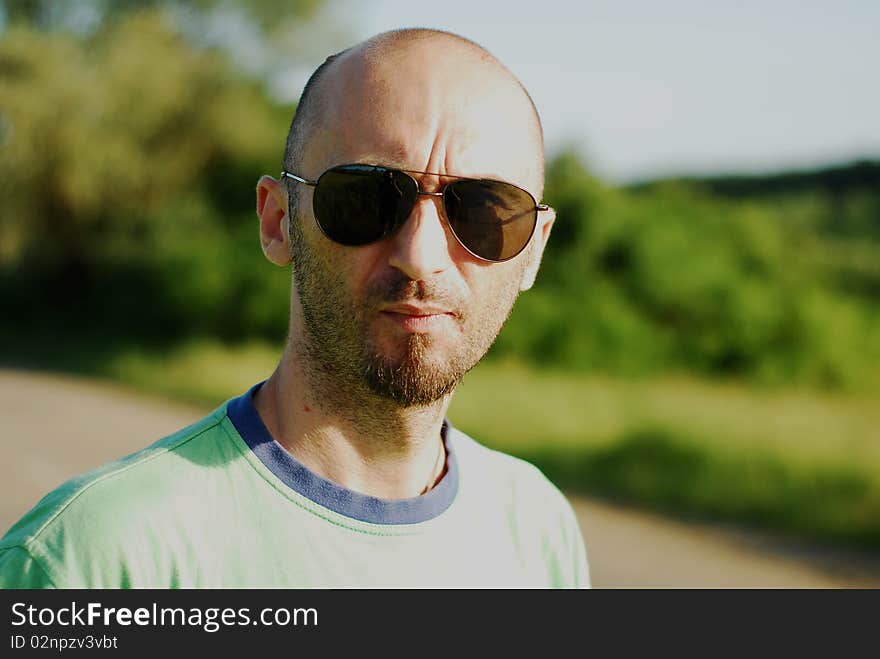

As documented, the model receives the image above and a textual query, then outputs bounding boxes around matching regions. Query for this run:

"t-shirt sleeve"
[536,480,591,588]
[0,546,57,589]
[565,501,591,588]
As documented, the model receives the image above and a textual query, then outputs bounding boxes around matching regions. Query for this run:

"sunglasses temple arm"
[486,205,551,227]
[280,171,318,186]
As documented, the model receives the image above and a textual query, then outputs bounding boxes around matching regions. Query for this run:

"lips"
[378,303,458,333]
[380,303,455,317]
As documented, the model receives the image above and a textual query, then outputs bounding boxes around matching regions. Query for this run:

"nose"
[387,194,454,280]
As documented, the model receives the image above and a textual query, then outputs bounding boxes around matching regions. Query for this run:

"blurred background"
[1,0,879,581]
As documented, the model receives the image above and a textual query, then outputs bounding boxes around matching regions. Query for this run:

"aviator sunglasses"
[281,164,549,262]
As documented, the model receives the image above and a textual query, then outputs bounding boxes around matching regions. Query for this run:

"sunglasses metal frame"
[280,164,549,262]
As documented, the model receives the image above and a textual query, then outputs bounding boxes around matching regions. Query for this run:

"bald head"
[283,29,545,202]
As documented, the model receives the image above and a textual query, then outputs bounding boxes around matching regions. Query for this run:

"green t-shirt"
[0,384,590,588]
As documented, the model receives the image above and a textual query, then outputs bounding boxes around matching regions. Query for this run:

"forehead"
[303,43,544,196]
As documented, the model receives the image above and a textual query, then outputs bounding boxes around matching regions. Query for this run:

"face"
[283,42,551,407]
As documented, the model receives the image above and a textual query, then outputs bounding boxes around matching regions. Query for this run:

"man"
[0,28,589,588]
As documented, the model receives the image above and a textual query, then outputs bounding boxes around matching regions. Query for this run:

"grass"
[102,339,280,406]
[451,361,880,466]
[451,361,880,548]
[3,336,879,549]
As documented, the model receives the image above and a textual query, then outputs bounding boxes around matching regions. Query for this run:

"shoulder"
[449,425,571,509]
[448,425,590,587]
[448,424,582,539]
[0,403,236,586]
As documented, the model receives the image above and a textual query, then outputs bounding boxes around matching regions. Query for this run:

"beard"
[289,223,524,408]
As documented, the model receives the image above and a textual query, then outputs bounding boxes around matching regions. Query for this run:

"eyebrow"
[340,156,512,184]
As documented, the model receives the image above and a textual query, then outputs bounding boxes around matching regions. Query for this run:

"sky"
[279,0,880,183]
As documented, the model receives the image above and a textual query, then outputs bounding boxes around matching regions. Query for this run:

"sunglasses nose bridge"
[386,184,457,280]
[410,188,455,240]
[403,186,451,237]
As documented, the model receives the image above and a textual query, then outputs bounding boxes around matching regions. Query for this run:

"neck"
[253,345,451,500]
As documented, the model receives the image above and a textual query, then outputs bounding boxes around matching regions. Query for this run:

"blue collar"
[227,383,459,525]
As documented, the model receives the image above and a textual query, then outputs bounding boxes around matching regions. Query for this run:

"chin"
[360,336,467,406]
[373,330,432,362]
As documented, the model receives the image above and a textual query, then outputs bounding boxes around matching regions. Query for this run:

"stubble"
[288,222,525,412]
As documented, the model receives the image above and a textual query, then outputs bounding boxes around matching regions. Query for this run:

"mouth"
[378,303,458,333]
[381,303,455,316]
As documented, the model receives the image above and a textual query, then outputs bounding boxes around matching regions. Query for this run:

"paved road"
[2,368,879,588]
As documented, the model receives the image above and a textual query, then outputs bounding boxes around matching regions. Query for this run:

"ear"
[519,206,555,291]
[256,175,291,266]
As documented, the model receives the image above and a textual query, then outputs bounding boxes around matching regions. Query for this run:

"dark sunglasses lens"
[313,166,416,246]
[444,180,538,261]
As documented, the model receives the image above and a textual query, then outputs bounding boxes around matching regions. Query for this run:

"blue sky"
[286,0,880,183]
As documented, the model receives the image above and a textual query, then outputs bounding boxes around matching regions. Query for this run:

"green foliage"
[491,154,880,388]
[0,0,323,36]
[514,428,880,548]
[0,9,292,341]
